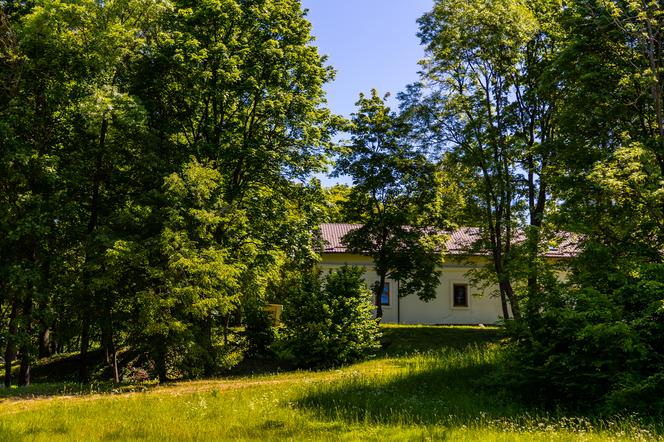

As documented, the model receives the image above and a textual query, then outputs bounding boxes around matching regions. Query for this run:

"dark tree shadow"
[295,355,528,427]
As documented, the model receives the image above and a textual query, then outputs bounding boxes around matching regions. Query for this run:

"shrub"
[503,263,664,414]
[277,266,380,368]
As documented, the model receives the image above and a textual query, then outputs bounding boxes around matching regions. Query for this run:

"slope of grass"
[378,323,502,356]
[0,325,660,441]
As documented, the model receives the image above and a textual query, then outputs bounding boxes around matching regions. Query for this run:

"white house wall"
[319,253,506,325]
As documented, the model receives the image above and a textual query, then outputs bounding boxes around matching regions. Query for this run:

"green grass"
[378,323,502,356]
[0,325,660,441]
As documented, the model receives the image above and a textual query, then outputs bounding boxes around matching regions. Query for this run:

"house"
[319,223,577,325]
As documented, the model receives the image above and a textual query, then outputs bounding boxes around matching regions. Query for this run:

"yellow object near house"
[264,304,283,325]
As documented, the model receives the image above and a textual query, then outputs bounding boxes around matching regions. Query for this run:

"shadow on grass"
[296,343,664,437]
[0,380,157,400]
[295,346,526,427]
[1,326,501,401]
[1,347,162,400]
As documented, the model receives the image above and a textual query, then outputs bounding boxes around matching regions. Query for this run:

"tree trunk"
[3,300,19,387]
[101,316,112,365]
[374,273,386,319]
[103,310,120,383]
[501,280,520,320]
[79,316,90,383]
[202,318,215,377]
[111,346,119,384]
[223,313,231,346]
[491,227,512,321]
[38,325,51,358]
[77,114,109,384]
[499,290,510,320]
[50,321,60,355]
[154,342,168,384]
[107,329,119,384]
[526,150,547,317]
[18,353,30,387]
[18,294,33,387]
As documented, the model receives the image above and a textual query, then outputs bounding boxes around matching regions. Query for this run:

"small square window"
[380,282,390,306]
[452,284,468,307]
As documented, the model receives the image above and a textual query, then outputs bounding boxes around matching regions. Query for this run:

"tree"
[321,184,355,223]
[128,0,337,377]
[279,266,380,368]
[136,159,246,379]
[0,0,337,384]
[495,0,664,411]
[415,0,564,319]
[335,90,446,318]
[552,0,664,261]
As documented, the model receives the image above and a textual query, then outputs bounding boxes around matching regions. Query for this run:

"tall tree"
[496,1,664,410]
[0,0,84,386]
[336,90,446,318]
[553,0,664,265]
[416,0,564,319]
[0,0,337,384]
[128,0,337,377]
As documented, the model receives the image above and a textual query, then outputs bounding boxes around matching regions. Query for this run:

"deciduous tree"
[336,90,446,318]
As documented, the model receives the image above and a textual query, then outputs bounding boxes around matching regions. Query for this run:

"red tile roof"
[319,223,579,258]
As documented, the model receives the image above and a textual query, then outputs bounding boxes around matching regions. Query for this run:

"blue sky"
[300,0,434,184]
[301,0,433,118]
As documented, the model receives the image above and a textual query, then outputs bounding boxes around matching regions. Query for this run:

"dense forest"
[1,0,663,414]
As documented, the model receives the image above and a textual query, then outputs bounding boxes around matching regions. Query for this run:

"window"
[452,283,468,308]
[380,282,390,306]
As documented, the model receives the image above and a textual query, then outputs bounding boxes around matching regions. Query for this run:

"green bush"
[277,266,380,368]
[503,263,664,414]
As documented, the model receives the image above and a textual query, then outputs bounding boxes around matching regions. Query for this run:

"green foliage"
[321,184,356,223]
[135,159,246,377]
[494,0,664,415]
[503,263,664,414]
[414,0,567,319]
[0,0,335,385]
[278,266,380,368]
[336,90,448,316]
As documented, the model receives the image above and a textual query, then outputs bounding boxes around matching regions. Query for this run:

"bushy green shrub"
[277,266,380,368]
[164,336,245,379]
[503,263,664,414]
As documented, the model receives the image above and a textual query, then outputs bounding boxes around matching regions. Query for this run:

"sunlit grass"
[0,326,660,441]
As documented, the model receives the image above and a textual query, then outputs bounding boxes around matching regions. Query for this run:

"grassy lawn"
[0,326,660,441]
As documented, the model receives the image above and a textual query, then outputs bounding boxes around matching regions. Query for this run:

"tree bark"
[223,313,231,346]
[78,113,109,384]
[101,315,112,365]
[18,353,30,387]
[79,316,90,383]
[111,346,119,384]
[38,325,51,359]
[102,310,120,383]
[3,300,19,387]
[501,280,520,320]
[499,289,510,320]
[202,318,215,377]
[18,294,33,386]
[154,342,168,384]
[374,273,386,319]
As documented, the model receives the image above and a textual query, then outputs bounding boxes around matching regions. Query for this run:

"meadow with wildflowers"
[0,326,660,441]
